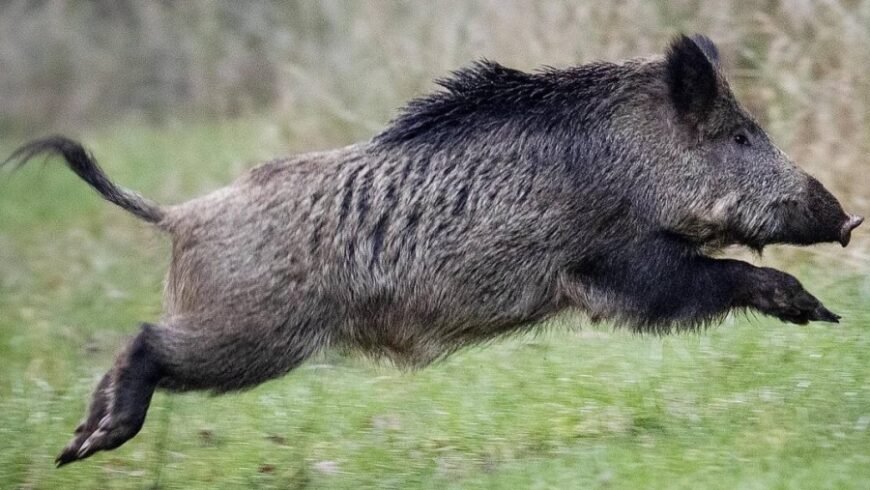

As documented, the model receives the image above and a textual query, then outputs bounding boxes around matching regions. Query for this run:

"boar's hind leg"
[56,323,162,467]
[151,315,325,393]
[56,317,323,466]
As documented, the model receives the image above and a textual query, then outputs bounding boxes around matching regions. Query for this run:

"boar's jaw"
[687,202,862,252]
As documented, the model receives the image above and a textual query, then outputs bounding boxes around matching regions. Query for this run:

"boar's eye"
[733,132,751,147]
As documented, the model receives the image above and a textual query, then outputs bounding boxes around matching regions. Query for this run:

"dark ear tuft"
[689,34,720,67]
[666,34,719,126]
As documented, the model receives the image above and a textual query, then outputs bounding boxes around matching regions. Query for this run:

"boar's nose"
[839,214,864,247]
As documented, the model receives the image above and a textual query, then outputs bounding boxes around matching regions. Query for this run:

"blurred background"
[1,0,866,235]
[0,1,868,488]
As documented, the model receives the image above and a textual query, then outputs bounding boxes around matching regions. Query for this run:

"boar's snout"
[796,176,861,247]
[767,176,860,248]
[840,214,864,247]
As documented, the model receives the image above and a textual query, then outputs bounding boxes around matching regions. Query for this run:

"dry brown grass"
[1,0,867,258]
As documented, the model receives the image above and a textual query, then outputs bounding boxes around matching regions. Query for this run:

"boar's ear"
[689,34,720,67]
[665,34,719,127]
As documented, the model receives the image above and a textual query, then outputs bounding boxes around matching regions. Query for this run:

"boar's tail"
[3,136,166,225]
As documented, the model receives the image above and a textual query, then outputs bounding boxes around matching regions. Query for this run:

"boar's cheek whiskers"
[725,201,776,250]
[660,190,744,248]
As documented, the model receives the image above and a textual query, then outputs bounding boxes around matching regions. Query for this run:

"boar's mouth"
[677,206,862,253]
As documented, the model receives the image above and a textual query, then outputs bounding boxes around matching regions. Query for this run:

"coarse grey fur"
[4,34,863,466]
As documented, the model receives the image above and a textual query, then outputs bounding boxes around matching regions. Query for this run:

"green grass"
[1,122,868,489]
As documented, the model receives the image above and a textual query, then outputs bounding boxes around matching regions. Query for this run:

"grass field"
[0,121,868,489]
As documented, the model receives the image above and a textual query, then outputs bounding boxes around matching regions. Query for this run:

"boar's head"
[653,35,862,251]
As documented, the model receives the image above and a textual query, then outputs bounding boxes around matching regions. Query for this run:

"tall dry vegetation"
[0,0,866,244]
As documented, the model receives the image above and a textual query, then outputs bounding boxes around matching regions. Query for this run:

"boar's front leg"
[582,253,840,328]
[659,258,839,326]
[729,263,840,325]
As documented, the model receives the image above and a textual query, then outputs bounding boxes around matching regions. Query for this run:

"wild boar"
[4,34,862,465]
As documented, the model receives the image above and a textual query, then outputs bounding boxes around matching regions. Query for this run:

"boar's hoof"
[777,295,840,325]
[749,268,840,325]
[57,326,160,466]
[56,410,147,467]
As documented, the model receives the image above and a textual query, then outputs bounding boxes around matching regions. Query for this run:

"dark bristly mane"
[374,60,536,145]
[373,59,624,147]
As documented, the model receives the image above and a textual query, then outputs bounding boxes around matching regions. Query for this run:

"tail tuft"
[3,136,165,224]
